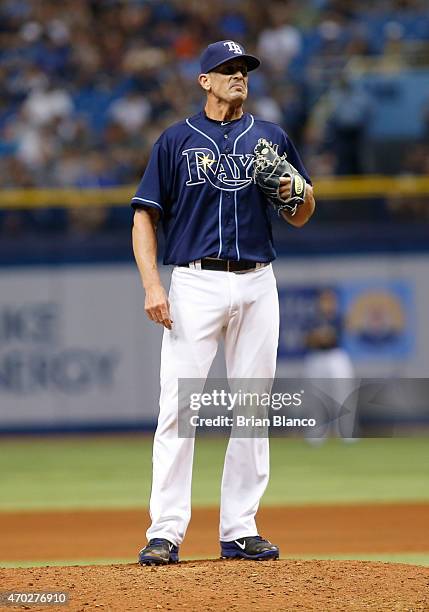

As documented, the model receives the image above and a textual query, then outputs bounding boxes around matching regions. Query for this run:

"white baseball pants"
[146,264,279,546]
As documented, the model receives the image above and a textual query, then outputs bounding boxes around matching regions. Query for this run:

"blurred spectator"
[257,5,302,73]
[108,92,151,134]
[325,76,373,174]
[52,147,85,187]
[74,151,120,188]
[252,95,283,124]
[0,0,429,235]
[23,80,73,126]
[6,111,59,174]
[277,84,308,149]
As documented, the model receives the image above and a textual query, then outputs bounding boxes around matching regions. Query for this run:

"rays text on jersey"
[182,148,254,191]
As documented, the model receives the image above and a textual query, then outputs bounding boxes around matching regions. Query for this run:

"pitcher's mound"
[1,559,428,611]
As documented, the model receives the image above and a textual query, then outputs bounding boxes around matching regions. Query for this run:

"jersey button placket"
[223,130,230,153]
[221,131,234,258]
[225,187,234,258]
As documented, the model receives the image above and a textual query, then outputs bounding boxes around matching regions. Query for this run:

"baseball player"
[304,289,357,442]
[132,40,315,565]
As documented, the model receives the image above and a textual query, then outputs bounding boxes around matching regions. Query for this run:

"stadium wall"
[0,255,427,433]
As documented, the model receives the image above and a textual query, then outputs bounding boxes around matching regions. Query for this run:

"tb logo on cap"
[223,41,243,55]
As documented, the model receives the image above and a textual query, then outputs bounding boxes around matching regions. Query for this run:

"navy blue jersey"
[131,111,311,265]
[305,313,342,351]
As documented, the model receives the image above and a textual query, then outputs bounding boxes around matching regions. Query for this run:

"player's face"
[208,60,248,104]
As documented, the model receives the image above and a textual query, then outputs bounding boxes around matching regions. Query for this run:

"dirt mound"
[1,503,428,562]
[1,559,428,612]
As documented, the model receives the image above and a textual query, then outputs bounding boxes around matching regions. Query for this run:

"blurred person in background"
[303,288,358,443]
[324,75,373,175]
[108,91,151,134]
[257,3,302,73]
[22,78,73,127]
[1,0,429,236]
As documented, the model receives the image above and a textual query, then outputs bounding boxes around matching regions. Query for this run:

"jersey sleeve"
[280,132,312,185]
[131,139,170,216]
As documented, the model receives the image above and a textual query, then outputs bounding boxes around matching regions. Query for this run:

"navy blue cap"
[200,40,260,74]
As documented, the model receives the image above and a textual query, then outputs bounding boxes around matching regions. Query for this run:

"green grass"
[1,552,429,569]
[0,436,428,511]
[265,436,429,506]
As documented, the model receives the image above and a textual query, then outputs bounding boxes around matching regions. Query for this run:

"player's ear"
[198,73,211,92]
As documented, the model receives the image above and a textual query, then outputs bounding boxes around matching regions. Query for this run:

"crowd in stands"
[1,0,429,233]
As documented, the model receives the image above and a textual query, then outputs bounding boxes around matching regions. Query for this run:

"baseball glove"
[253,138,307,216]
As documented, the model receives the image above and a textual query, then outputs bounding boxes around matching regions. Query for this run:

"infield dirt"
[0,503,428,561]
[1,559,428,611]
[1,503,428,611]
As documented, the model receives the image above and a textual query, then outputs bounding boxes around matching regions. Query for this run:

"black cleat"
[220,535,279,560]
[138,538,179,565]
